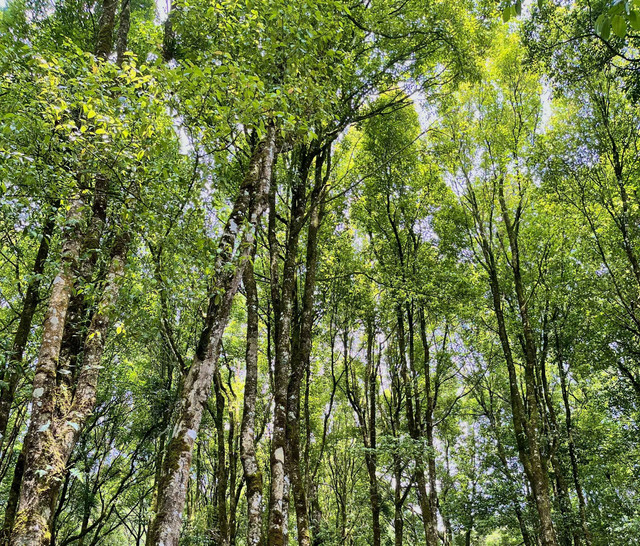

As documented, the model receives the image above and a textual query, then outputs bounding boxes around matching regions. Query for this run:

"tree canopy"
[0,0,639,545]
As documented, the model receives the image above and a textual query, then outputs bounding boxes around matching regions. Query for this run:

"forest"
[1,0,639,544]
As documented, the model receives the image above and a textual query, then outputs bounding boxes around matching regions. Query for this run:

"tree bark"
[8,196,85,546]
[240,258,264,546]
[393,455,403,546]
[228,413,240,546]
[1,450,26,544]
[11,222,128,546]
[496,186,558,546]
[556,334,592,546]
[95,0,119,59]
[267,146,310,546]
[57,175,108,388]
[286,150,326,546]
[115,0,131,66]
[364,318,381,546]
[419,308,440,546]
[146,127,276,546]
[213,371,229,546]
[0,210,56,451]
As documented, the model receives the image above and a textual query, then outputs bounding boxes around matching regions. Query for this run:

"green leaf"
[502,6,511,22]
[629,10,640,29]
[612,15,627,38]
[600,16,612,39]
[69,467,84,482]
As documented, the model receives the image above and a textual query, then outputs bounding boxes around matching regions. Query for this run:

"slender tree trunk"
[8,196,85,545]
[365,318,381,546]
[213,371,229,546]
[281,477,290,546]
[77,475,91,546]
[396,306,437,545]
[556,337,592,546]
[540,356,576,546]
[1,450,26,544]
[308,481,324,546]
[469,189,557,546]
[228,415,239,546]
[286,153,326,546]
[393,455,403,546]
[266,246,294,546]
[147,127,276,546]
[497,187,558,546]
[419,308,440,546]
[0,211,56,450]
[0,209,55,541]
[240,259,264,546]
[286,325,310,546]
[57,175,108,389]
[478,387,533,546]
[268,148,309,546]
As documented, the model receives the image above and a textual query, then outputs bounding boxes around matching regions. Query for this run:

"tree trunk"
[11,224,128,546]
[478,386,533,546]
[365,319,381,546]
[227,414,239,546]
[469,187,558,546]
[393,455,403,546]
[419,308,440,546]
[396,306,438,545]
[286,152,326,546]
[8,196,85,546]
[540,355,576,546]
[497,189,558,546]
[556,336,592,546]
[240,259,264,546]
[95,0,118,59]
[146,127,276,546]
[1,450,26,544]
[115,0,131,66]
[213,370,229,546]
[267,147,310,546]
[57,175,108,389]
[0,211,56,451]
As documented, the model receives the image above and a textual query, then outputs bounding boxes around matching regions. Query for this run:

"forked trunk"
[146,127,276,546]
[11,227,128,546]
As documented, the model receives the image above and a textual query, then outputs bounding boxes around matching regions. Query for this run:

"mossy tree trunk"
[146,127,276,546]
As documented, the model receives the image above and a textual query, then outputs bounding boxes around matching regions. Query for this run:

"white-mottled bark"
[9,197,85,546]
[241,259,263,546]
[146,126,276,546]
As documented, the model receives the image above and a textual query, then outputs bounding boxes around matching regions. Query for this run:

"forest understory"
[0,0,639,545]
